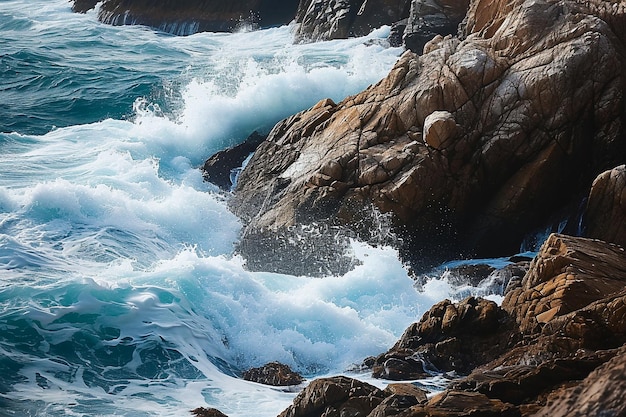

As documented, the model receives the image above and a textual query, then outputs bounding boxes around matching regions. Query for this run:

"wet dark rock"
[403,0,470,53]
[583,165,626,248]
[201,131,266,191]
[293,0,411,42]
[242,362,304,386]
[72,0,99,13]
[73,0,300,35]
[372,296,516,377]
[191,407,229,417]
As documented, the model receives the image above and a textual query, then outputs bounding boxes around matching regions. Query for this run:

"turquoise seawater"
[0,1,498,416]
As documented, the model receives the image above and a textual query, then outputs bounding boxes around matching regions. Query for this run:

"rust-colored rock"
[501,233,626,334]
[584,165,626,248]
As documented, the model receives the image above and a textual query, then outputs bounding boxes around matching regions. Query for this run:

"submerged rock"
[191,408,229,417]
[232,0,626,274]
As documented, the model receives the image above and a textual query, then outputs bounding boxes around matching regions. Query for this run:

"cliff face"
[231,0,626,274]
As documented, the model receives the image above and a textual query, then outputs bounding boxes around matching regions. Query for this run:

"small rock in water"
[242,362,304,386]
[191,407,228,417]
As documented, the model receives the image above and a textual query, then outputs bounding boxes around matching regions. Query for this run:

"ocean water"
[0,1,502,416]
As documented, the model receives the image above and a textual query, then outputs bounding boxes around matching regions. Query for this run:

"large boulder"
[73,0,300,35]
[232,0,626,274]
[583,165,626,248]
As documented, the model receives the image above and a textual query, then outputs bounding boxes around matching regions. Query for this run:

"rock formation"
[293,0,411,42]
[403,0,470,52]
[242,362,304,386]
[276,233,626,416]
[583,165,626,248]
[202,132,266,191]
[232,0,626,274]
[277,376,427,417]
[72,0,300,35]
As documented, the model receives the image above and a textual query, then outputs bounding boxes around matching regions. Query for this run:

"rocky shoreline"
[71,0,626,415]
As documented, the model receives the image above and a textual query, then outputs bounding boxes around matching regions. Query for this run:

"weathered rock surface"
[232,0,626,274]
[277,376,389,417]
[191,407,229,417]
[372,296,515,377]
[242,362,304,386]
[73,0,300,35]
[532,346,626,417]
[293,0,411,42]
[584,165,626,248]
[502,233,626,334]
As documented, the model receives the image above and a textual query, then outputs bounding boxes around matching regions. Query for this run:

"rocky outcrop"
[242,362,304,386]
[277,376,428,417]
[583,165,626,248]
[232,0,626,275]
[293,0,411,42]
[277,376,388,417]
[372,296,516,378]
[73,0,300,35]
[277,233,626,416]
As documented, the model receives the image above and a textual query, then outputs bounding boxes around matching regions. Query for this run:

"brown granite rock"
[242,362,304,386]
[584,165,626,248]
[388,390,519,416]
[277,376,387,417]
[501,233,626,334]
[372,296,516,377]
[533,346,626,417]
[232,0,626,275]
